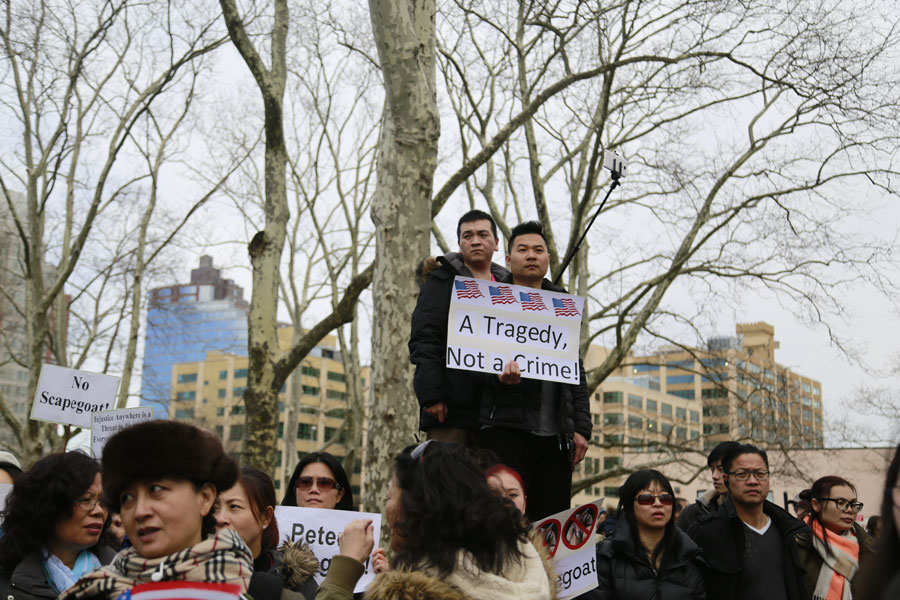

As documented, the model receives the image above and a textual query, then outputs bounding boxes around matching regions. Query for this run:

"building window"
[219,370,228,380]
[302,385,320,396]
[277,423,284,439]
[230,425,244,441]
[297,423,315,440]
[327,371,346,382]
[216,407,225,417]
[215,425,223,438]
[176,391,195,401]
[661,423,673,436]
[627,394,642,409]
[603,456,622,470]
[690,410,699,423]
[667,375,694,385]
[603,392,623,404]
[177,373,197,383]
[603,413,623,425]
[669,389,695,399]
[301,365,320,378]
[661,403,672,417]
[605,434,624,444]
[646,399,657,412]
[604,486,620,498]
[234,368,248,379]
[647,419,657,431]
[233,386,246,397]
[702,388,728,399]
[676,407,687,420]
[174,409,194,419]
[218,389,226,398]
[676,426,687,440]
[628,415,643,430]
[231,405,245,415]
[326,389,346,400]
[632,364,658,372]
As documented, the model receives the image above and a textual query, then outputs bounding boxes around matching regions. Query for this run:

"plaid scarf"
[805,516,859,600]
[59,529,253,600]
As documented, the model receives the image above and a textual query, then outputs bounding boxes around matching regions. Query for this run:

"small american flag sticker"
[454,279,484,299]
[519,292,547,311]
[552,297,580,317]
[489,285,517,305]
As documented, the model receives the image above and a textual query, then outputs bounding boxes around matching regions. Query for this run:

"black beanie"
[101,420,238,512]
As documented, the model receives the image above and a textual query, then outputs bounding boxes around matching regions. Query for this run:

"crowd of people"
[1,212,899,599]
[0,422,898,600]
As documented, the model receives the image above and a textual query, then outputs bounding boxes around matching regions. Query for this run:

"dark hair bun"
[102,420,237,512]
[797,488,812,502]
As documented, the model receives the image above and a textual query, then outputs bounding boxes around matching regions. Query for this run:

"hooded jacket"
[0,546,117,600]
[685,496,810,600]
[315,537,556,600]
[409,253,510,431]
[591,517,706,600]
[676,489,723,532]
[479,275,592,441]
[256,540,320,600]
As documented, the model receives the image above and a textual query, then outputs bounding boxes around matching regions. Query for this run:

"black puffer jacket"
[0,546,117,600]
[479,275,592,440]
[409,253,510,430]
[589,517,706,600]
[684,497,810,600]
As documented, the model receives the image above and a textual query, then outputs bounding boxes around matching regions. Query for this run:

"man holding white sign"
[479,221,592,521]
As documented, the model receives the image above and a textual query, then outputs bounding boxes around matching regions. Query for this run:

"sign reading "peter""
[30,364,120,429]
[446,276,584,384]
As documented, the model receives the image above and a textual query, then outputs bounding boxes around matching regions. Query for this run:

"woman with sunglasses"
[0,452,114,600]
[795,476,875,600]
[216,468,319,599]
[592,469,705,600]
[282,452,354,511]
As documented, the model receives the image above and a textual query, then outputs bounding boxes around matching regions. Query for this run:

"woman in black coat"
[593,469,706,600]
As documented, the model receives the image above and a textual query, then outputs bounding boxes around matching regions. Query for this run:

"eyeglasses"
[636,493,675,506]
[296,476,341,492]
[76,496,109,512]
[820,497,864,513]
[728,470,770,481]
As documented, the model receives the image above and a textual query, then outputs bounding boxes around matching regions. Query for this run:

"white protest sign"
[91,407,155,458]
[0,482,11,513]
[274,505,382,593]
[534,499,605,599]
[30,364,120,429]
[446,276,585,384]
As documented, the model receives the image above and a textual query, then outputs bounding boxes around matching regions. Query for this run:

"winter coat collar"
[603,516,702,570]
[417,252,510,284]
[719,495,808,539]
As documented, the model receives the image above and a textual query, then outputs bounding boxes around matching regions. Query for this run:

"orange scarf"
[805,515,859,600]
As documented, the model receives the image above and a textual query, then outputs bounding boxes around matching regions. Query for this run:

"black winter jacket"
[676,489,723,533]
[254,540,320,600]
[588,517,706,600]
[684,497,810,600]
[409,253,509,431]
[479,275,592,440]
[0,546,117,600]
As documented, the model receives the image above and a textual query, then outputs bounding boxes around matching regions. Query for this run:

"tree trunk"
[365,0,440,516]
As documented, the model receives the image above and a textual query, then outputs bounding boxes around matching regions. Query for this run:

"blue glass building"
[140,256,248,418]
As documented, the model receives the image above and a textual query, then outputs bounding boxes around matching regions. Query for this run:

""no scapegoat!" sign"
[535,499,605,599]
[446,276,585,384]
[29,364,120,429]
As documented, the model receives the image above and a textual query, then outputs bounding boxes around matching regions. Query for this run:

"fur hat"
[101,420,238,512]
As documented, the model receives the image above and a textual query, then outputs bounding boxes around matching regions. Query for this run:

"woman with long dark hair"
[593,469,705,600]
[862,443,900,600]
[216,468,318,598]
[0,452,114,600]
[315,441,554,600]
[282,452,353,511]
[796,476,875,600]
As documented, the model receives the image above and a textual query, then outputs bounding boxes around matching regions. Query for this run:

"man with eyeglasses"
[677,440,740,531]
[685,443,810,600]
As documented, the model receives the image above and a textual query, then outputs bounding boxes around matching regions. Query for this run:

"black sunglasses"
[296,476,341,492]
[636,493,674,506]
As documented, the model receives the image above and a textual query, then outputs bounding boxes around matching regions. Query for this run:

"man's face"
[506,233,550,283]
[724,452,769,507]
[458,219,498,267]
[710,460,727,495]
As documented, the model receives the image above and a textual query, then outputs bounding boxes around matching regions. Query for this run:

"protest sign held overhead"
[91,407,155,458]
[446,276,585,384]
[274,505,382,593]
[29,364,120,429]
[534,499,605,599]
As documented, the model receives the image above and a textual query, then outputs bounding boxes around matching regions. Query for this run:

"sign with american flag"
[118,582,243,600]
[489,285,517,305]
[446,277,585,384]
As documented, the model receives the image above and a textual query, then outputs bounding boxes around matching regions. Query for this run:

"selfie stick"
[553,151,626,286]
